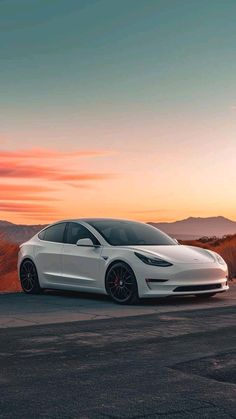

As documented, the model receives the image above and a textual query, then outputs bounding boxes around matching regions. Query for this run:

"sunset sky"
[1,0,236,224]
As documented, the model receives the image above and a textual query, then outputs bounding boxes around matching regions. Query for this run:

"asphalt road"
[0,288,236,418]
[1,285,236,328]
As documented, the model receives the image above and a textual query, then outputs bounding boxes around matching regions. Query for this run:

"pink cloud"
[0,148,112,159]
[0,147,116,219]
[0,202,58,214]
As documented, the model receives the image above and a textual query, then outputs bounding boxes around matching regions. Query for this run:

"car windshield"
[86,220,176,246]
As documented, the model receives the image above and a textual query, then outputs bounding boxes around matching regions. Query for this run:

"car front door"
[61,222,104,291]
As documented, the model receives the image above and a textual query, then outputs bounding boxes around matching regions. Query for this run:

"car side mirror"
[76,238,95,247]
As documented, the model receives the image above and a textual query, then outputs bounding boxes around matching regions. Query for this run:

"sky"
[0,0,236,224]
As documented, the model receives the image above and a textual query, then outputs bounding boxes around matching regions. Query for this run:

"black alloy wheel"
[20,259,42,294]
[106,262,139,304]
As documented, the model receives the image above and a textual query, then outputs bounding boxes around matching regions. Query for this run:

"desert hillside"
[0,220,46,244]
[0,239,20,292]
[181,234,236,280]
[0,234,235,293]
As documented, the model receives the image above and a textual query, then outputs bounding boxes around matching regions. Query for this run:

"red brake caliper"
[114,271,119,287]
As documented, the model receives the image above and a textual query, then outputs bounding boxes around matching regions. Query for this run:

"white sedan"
[18,218,229,304]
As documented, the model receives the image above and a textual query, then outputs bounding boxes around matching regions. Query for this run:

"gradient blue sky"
[0,0,236,223]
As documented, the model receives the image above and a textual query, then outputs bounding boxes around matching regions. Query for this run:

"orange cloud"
[129,209,169,214]
[0,184,55,193]
[0,147,115,221]
[0,161,58,178]
[0,195,58,202]
[0,158,113,182]
[0,202,58,214]
[54,173,113,181]
[0,148,112,159]
[0,184,58,201]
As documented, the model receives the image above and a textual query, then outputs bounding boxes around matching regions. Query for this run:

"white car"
[18,218,229,304]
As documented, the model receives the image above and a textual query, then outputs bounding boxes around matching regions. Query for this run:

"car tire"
[20,259,42,294]
[105,262,139,305]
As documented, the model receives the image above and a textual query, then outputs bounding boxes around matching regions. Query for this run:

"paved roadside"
[0,304,236,418]
[0,284,235,328]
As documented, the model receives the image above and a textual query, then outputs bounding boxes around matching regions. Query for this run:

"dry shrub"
[0,239,21,292]
[181,234,236,279]
[0,233,235,292]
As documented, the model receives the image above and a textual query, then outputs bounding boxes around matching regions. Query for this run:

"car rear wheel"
[20,259,42,294]
[106,262,139,305]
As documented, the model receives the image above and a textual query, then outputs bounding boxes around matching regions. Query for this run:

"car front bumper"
[136,262,229,298]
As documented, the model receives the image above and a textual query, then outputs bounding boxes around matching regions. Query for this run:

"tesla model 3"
[18,218,229,304]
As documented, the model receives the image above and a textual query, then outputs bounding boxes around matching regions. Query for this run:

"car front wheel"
[20,259,42,294]
[106,262,139,305]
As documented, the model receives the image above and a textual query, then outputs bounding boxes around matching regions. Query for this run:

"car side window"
[38,230,45,240]
[65,222,99,245]
[39,223,66,243]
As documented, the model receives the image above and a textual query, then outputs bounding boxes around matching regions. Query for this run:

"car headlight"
[134,252,173,267]
[215,253,225,265]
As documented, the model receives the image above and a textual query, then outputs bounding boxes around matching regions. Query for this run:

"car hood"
[123,245,215,264]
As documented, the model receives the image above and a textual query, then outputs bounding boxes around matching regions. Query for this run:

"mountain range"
[0,220,47,244]
[0,216,236,244]
[149,216,236,239]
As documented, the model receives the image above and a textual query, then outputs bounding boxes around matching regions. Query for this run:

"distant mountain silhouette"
[0,220,47,244]
[0,216,236,243]
[148,216,236,239]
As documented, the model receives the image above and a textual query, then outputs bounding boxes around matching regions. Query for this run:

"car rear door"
[35,222,67,287]
[61,222,104,291]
